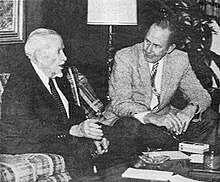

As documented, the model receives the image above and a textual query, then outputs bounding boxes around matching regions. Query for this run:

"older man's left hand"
[94,137,109,155]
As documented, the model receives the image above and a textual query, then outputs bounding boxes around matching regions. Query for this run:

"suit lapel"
[56,75,73,103]
[160,54,173,106]
[24,61,65,124]
[23,60,56,108]
[136,45,152,108]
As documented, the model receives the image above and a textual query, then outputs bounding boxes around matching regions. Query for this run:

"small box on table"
[179,141,209,154]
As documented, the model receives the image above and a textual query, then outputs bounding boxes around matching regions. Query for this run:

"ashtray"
[138,153,170,165]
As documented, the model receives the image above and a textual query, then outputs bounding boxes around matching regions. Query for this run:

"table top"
[96,158,220,182]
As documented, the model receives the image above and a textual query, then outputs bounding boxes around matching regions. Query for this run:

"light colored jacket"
[103,43,211,125]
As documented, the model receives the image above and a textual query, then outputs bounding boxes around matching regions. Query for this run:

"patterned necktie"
[49,79,69,124]
[151,62,160,110]
[212,70,220,88]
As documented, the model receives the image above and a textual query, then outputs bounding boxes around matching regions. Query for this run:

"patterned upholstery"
[0,153,72,182]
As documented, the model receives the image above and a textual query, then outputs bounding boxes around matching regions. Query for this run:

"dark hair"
[153,18,180,46]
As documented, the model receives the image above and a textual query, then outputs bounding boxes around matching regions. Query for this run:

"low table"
[96,157,220,182]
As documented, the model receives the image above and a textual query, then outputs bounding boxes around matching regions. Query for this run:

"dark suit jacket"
[0,59,87,154]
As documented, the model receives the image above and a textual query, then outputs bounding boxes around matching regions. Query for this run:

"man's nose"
[146,43,153,53]
[61,52,67,61]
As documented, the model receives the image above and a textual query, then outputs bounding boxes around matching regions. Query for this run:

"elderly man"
[0,28,108,179]
[103,17,218,159]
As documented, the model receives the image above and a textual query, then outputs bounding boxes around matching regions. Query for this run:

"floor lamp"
[87,0,137,81]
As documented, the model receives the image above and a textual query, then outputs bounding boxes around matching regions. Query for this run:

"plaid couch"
[0,153,72,182]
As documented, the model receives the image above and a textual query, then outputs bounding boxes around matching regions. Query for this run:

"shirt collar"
[149,55,166,70]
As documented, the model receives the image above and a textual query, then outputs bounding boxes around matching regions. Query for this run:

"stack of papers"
[122,168,173,181]
[171,174,204,182]
[122,151,204,181]
[122,168,204,182]
[190,154,204,163]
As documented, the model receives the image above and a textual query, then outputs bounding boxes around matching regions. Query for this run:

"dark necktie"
[49,79,69,124]
[151,62,160,110]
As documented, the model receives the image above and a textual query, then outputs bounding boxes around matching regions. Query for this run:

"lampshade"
[87,0,137,25]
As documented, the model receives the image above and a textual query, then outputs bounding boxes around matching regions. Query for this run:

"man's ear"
[167,44,176,54]
[34,49,44,63]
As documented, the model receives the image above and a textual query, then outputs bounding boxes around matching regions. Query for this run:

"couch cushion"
[0,154,35,182]
[0,153,72,182]
[37,172,72,182]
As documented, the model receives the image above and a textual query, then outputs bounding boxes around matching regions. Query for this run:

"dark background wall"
[0,0,44,73]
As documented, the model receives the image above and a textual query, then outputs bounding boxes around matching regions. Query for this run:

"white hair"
[24,28,60,59]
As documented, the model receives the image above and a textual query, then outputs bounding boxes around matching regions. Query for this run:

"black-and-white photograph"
[0,0,220,181]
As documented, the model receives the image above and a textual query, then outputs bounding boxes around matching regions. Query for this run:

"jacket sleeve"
[179,58,211,113]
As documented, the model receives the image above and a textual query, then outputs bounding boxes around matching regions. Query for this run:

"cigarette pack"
[179,141,209,154]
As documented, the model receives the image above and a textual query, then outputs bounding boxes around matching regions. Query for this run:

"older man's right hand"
[69,118,104,140]
[80,118,104,140]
